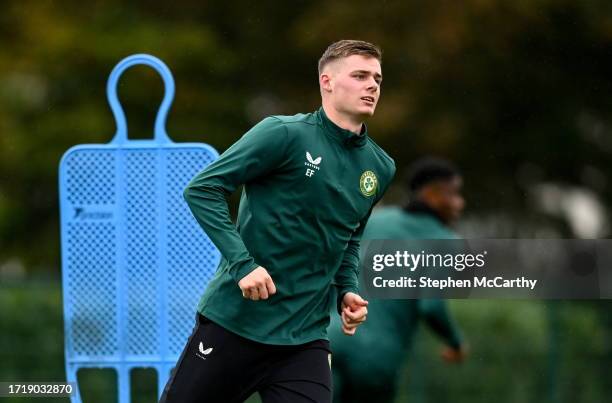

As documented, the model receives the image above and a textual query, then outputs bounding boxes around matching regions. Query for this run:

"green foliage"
[398,300,611,403]
[2,1,612,270]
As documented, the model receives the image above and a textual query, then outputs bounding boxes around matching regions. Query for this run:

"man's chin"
[336,104,376,120]
[354,106,376,119]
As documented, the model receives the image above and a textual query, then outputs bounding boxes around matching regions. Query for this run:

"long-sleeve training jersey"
[184,107,395,345]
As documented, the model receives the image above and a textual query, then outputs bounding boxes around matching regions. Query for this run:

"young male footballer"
[160,39,395,403]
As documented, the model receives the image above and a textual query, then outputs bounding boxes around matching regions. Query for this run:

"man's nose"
[367,78,379,91]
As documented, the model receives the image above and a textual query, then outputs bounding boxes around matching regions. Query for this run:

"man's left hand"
[340,292,368,336]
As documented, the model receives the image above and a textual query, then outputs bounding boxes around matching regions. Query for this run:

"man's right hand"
[238,266,277,301]
[441,344,469,363]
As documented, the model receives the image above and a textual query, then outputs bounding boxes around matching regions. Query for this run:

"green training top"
[184,107,395,345]
[328,206,463,381]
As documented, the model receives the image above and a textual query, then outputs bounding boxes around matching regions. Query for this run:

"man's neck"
[404,199,448,225]
[322,104,364,134]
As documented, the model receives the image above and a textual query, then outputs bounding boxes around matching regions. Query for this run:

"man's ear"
[320,73,332,93]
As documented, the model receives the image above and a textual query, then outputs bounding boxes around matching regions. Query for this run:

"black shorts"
[159,314,332,403]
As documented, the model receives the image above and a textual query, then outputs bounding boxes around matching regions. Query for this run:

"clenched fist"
[238,266,277,301]
[340,292,369,335]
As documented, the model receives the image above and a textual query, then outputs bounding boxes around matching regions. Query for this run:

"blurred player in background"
[329,156,469,403]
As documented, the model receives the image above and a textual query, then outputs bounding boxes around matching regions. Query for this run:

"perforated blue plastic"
[59,54,220,403]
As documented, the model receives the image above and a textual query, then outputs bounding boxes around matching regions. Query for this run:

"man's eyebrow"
[351,70,383,79]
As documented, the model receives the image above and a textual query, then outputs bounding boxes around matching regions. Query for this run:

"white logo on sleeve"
[305,151,322,177]
[196,342,213,360]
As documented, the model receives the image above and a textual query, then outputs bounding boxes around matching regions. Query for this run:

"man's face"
[426,176,465,223]
[321,54,382,119]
